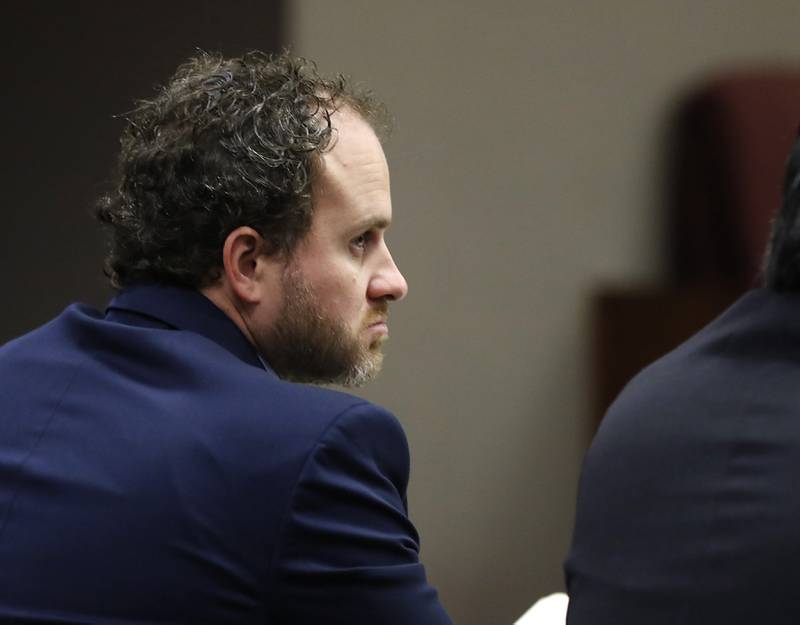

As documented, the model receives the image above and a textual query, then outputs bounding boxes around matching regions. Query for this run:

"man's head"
[765,137,800,290]
[98,51,407,385]
[212,106,408,386]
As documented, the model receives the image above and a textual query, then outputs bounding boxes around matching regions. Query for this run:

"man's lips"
[367,318,389,335]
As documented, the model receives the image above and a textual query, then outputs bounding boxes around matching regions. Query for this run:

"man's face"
[256,107,408,386]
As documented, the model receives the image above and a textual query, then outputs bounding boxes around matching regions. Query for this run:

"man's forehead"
[312,107,390,201]
[326,108,385,163]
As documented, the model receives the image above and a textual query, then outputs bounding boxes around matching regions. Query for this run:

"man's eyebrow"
[353,216,391,231]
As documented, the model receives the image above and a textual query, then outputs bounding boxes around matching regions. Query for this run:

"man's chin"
[368,337,388,351]
[270,345,385,388]
[339,349,384,388]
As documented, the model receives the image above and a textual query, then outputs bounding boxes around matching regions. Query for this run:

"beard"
[256,267,388,387]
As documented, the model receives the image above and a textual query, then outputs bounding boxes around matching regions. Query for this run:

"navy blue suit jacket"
[566,289,800,624]
[0,284,452,625]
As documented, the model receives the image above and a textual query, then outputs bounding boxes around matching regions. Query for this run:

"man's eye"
[351,232,371,251]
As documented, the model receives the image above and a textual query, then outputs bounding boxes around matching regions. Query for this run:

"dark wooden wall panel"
[1,1,285,343]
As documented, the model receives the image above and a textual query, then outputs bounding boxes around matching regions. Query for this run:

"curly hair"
[96,50,388,289]
[764,136,800,290]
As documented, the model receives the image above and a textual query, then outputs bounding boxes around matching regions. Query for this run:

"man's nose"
[368,248,408,302]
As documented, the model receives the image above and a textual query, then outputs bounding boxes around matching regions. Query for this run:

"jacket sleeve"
[268,401,453,625]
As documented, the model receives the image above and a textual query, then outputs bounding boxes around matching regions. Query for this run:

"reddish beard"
[256,267,388,386]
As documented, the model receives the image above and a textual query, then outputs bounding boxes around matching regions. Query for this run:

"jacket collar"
[105,284,269,373]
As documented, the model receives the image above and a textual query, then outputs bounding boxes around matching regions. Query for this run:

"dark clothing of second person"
[567,289,800,625]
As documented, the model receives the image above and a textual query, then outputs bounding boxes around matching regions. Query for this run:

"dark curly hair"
[764,135,800,290]
[96,50,388,288]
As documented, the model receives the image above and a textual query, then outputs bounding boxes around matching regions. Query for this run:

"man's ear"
[221,226,273,304]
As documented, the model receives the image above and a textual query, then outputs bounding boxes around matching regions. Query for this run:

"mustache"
[365,301,389,325]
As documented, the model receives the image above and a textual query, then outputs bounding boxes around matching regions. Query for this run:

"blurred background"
[5,2,800,623]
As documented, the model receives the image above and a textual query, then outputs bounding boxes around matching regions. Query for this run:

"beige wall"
[292,2,800,623]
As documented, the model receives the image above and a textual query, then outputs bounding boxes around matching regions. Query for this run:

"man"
[565,136,800,624]
[0,51,452,625]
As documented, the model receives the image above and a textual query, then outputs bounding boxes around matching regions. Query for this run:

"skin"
[203,106,408,379]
